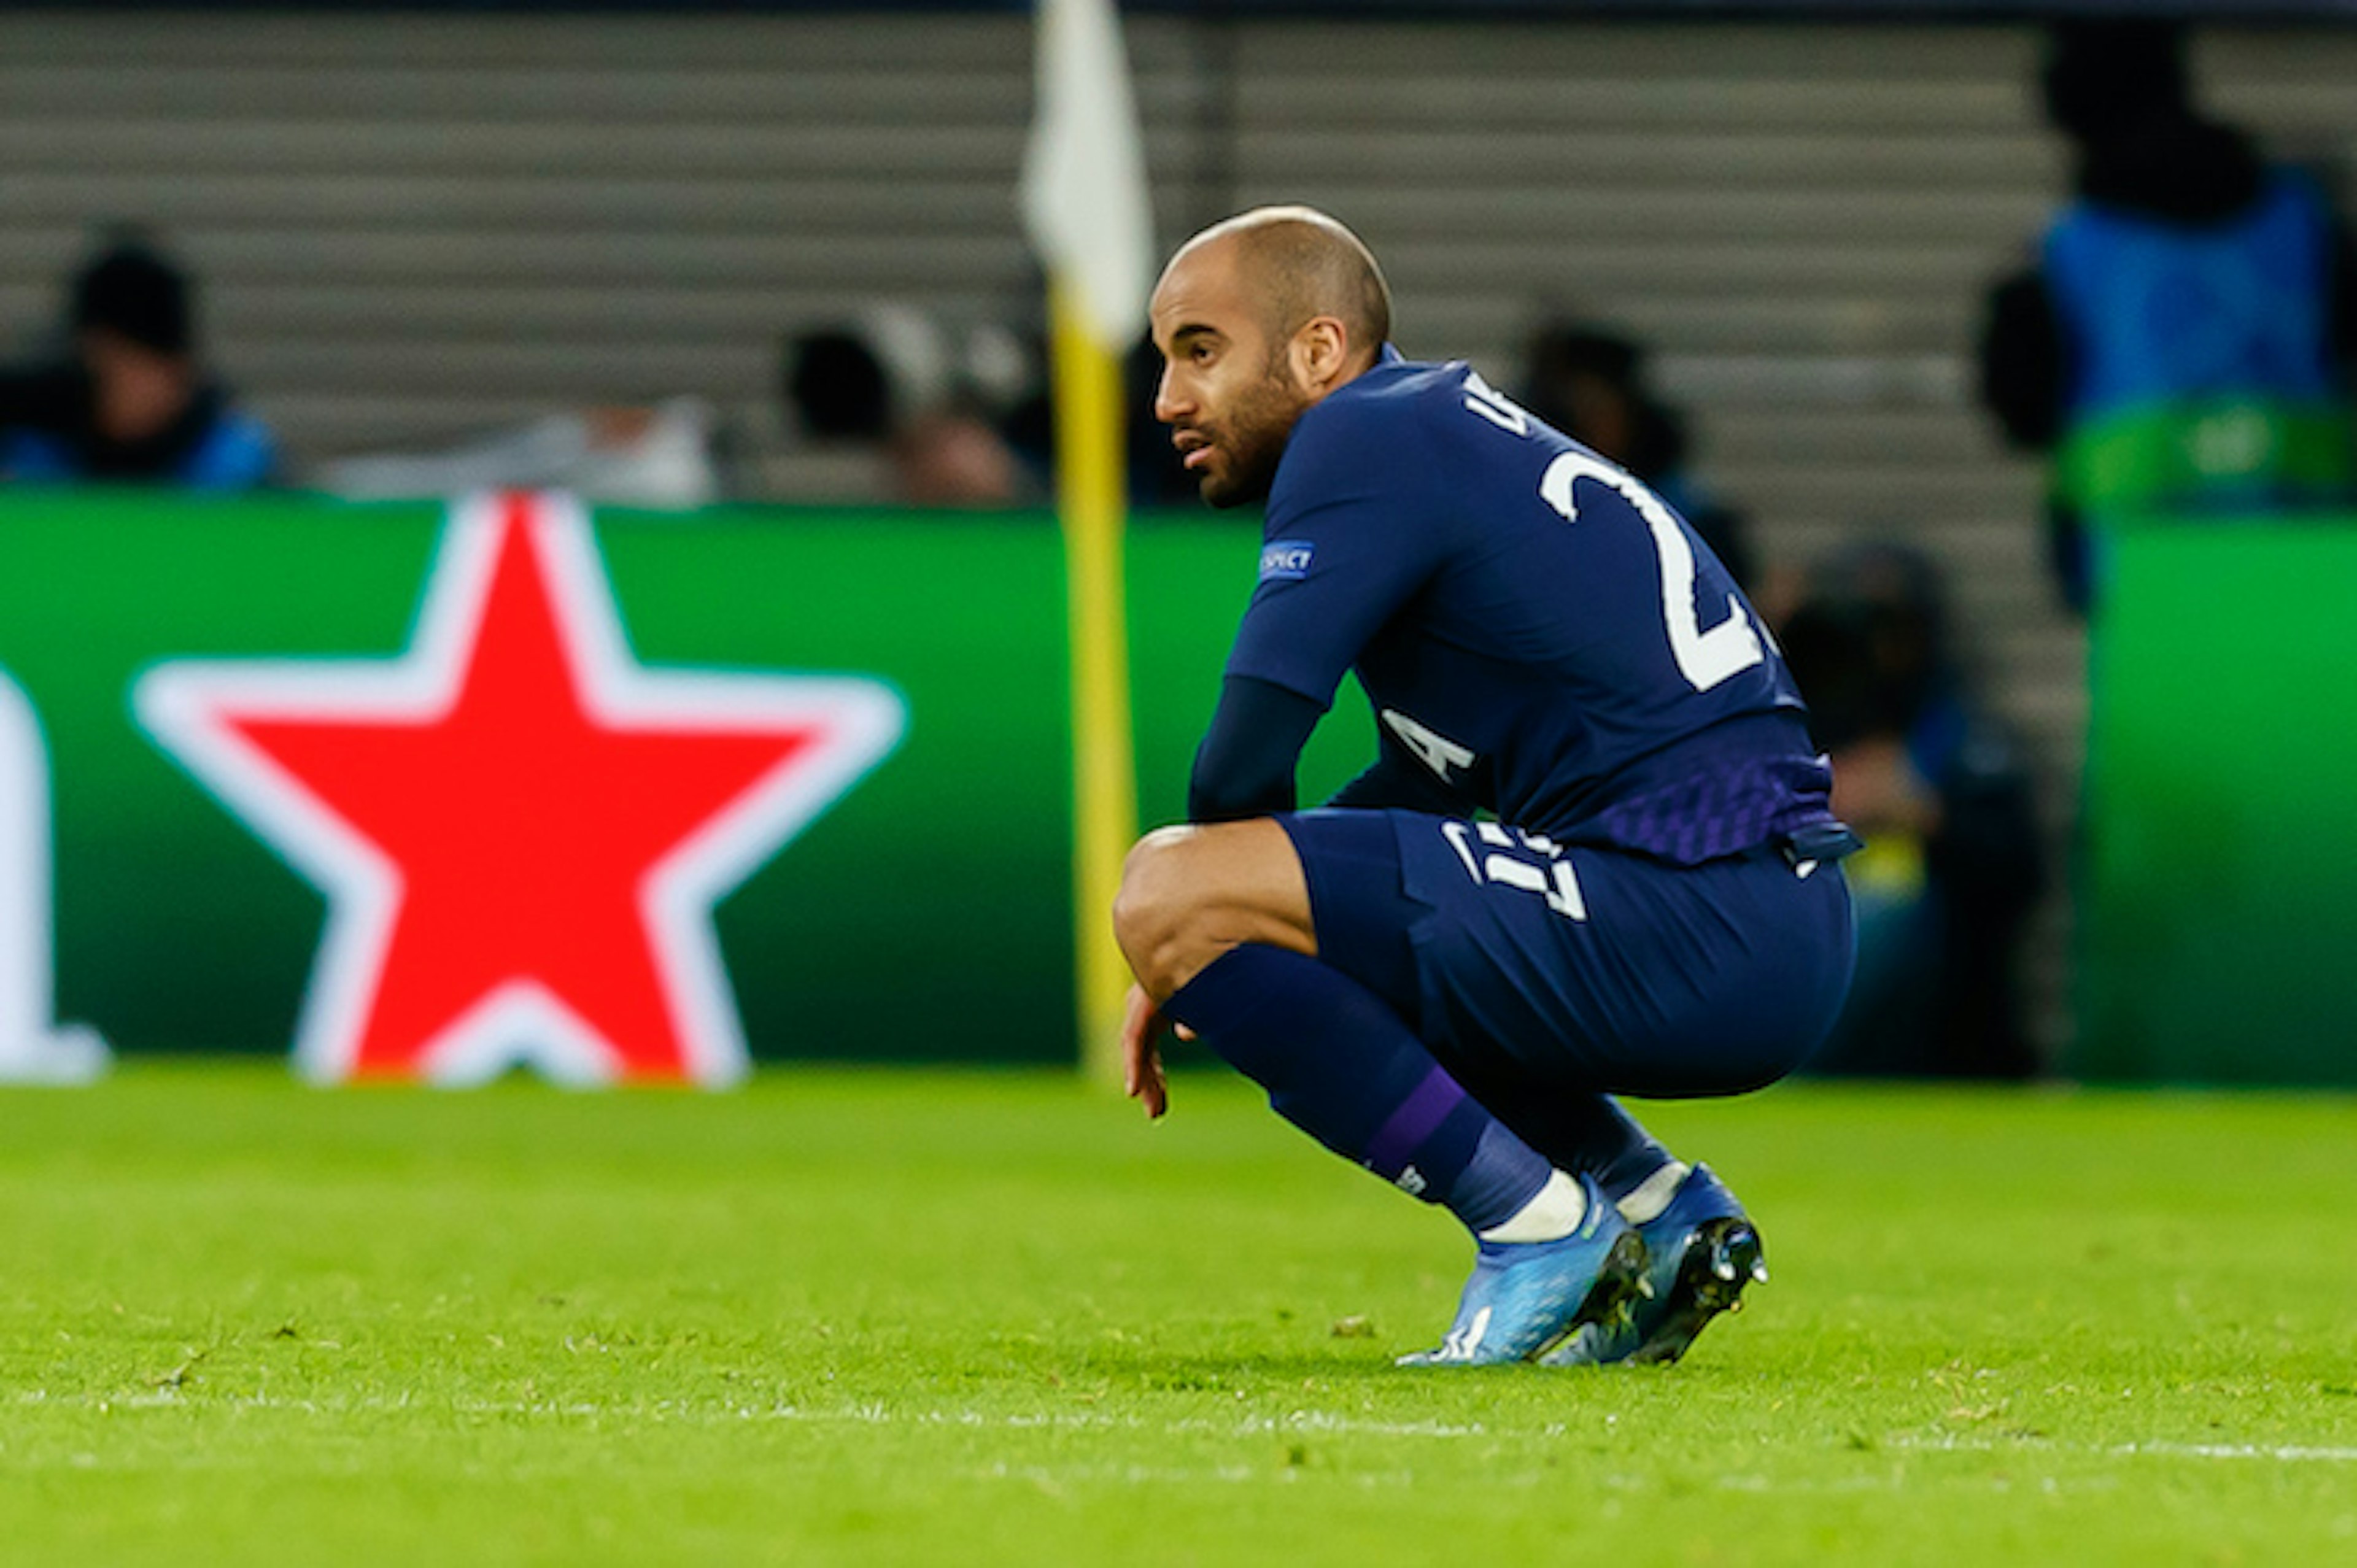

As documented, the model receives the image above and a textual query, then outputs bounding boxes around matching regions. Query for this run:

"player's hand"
[1121,983,1171,1120]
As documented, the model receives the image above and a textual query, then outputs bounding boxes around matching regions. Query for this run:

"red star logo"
[136,492,903,1086]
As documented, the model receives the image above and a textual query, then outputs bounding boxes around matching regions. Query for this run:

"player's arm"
[1976,266,2067,452]
[1129,399,1444,1118]
[1211,396,1450,805]
[1127,675,1320,1121]
[1187,674,1324,822]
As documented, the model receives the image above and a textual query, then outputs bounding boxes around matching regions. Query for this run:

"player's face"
[1149,244,1312,509]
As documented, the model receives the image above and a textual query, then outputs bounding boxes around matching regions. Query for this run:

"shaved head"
[1177,206,1393,373]
[1148,206,1393,506]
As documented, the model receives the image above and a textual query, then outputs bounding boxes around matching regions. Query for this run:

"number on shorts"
[1442,821,1587,922]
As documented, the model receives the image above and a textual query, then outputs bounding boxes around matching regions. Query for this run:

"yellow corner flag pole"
[1021,0,1153,1087]
[1051,277,1140,1086]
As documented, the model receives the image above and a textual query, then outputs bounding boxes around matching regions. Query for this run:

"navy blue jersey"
[1225,348,1834,863]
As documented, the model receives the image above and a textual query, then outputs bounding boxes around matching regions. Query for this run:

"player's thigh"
[1417,824,1854,1094]
[1269,807,1437,1026]
[1285,808,1854,1096]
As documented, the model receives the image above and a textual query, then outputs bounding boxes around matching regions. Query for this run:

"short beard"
[1200,359,1309,509]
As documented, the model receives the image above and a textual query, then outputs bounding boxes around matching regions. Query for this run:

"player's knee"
[1114,821,1309,997]
[1112,825,1201,990]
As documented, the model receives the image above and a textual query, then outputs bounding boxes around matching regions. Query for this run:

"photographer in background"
[1778,543,2046,1080]
[1977,19,2357,614]
[0,237,276,489]
[783,312,1028,508]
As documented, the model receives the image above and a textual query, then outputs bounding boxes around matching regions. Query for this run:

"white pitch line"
[10,1387,1520,1442]
[23,1389,2353,1467]
[1892,1432,2357,1464]
[2115,1441,2357,1464]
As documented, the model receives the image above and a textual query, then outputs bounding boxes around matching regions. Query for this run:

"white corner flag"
[1019,0,1152,1087]
[1021,0,1155,352]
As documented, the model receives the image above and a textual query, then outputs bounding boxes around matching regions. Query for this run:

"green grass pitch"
[2,1063,2353,1566]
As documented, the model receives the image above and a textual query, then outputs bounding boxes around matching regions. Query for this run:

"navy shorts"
[1275,808,1856,1098]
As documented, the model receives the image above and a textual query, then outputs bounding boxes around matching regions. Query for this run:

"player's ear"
[1290,315,1351,393]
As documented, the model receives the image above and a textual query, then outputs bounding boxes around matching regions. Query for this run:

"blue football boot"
[1397,1175,1651,1367]
[1542,1164,1766,1368]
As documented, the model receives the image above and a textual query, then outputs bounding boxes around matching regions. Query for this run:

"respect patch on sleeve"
[1258,540,1315,582]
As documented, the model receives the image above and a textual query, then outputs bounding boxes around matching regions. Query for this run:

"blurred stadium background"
[6,1,2357,1080]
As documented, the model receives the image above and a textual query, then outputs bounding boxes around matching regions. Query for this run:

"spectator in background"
[783,312,1028,508]
[995,332,1196,509]
[0,237,276,489]
[1776,542,2045,1080]
[1977,18,2357,614]
[1518,320,1758,590]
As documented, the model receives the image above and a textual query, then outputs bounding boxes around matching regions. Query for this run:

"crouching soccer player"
[1112,207,1859,1367]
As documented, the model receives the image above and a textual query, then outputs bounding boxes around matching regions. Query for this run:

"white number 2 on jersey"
[1536,451,1765,693]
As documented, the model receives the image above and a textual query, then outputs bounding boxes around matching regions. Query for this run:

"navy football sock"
[1507,1094,1677,1202]
[1163,944,1553,1234]
[1444,1055,1678,1202]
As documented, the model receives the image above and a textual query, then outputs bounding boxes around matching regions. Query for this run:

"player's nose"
[1153,365,1189,425]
